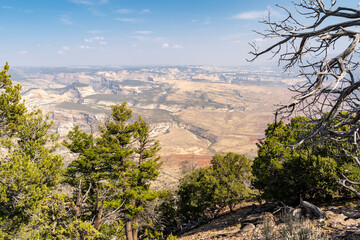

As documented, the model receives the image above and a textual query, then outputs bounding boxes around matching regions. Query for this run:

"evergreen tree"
[64,102,161,240]
[178,167,218,221]
[0,63,63,238]
[0,62,26,136]
[178,153,253,222]
[211,153,253,211]
[253,117,359,205]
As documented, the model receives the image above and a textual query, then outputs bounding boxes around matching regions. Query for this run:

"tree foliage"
[18,193,102,240]
[0,63,26,137]
[253,117,360,205]
[0,64,162,238]
[63,102,161,240]
[0,63,63,238]
[211,153,254,211]
[178,153,254,222]
[250,0,360,199]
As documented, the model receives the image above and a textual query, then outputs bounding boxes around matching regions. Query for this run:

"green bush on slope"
[177,153,254,222]
[253,117,360,205]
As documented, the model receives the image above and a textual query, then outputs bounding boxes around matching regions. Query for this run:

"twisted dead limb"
[250,0,360,212]
[250,0,360,144]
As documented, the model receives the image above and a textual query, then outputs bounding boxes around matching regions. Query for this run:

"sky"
[0,0,309,66]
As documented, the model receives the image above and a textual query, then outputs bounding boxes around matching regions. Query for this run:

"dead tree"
[250,1,360,202]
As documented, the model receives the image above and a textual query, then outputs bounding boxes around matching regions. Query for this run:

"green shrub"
[253,117,360,205]
[339,162,360,198]
[211,153,254,211]
[178,153,254,221]
[156,190,179,232]
[178,167,217,221]
[166,233,177,240]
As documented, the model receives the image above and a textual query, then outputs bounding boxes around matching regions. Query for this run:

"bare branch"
[340,210,360,220]
[251,0,360,198]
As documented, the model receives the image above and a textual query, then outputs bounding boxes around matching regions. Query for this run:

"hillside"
[177,201,360,240]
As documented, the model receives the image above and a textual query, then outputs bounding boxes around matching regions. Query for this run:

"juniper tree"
[178,153,253,222]
[250,0,360,206]
[0,63,63,238]
[64,102,161,240]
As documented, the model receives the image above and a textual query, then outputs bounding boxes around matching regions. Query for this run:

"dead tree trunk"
[299,198,326,219]
[249,0,360,199]
[132,218,139,240]
[125,221,134,240]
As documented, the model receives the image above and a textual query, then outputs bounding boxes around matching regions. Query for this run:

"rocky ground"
[178,200,360,240]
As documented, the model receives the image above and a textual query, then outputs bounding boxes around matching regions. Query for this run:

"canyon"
[11,65,295,186]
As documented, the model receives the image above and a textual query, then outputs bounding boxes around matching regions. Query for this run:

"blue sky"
[0,0,291,66]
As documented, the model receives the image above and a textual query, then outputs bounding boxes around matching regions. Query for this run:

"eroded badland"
[12,65,295,187]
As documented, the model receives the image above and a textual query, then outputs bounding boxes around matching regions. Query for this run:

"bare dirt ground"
[178,200,360,240]
[153,154,213,189]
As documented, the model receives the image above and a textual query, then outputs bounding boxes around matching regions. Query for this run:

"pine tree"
[0,63,63,238]
[64,102,161,240]
[0,62,26,136]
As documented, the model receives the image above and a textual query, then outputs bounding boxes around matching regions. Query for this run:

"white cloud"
[254,38,265,43]
[233,10,268,20]
[68,0,108,5]
[132,36,146,41]
[80,45,96,50]
[115,9,148,15]
[37,43,53,48]
[204,17,211,25]
[116,9,132,14]
[68,0,92,5]
[140,9,150,14]
[154,37,166,41]
[60,15,73,25]
[88,8,105,17]
[115,18,138,23]
[173,44,184,49]
[134,31,152,35]
[87,30,102,34]
[84,36,104,43]
[161,43,184,49]
[2,6,13,9]
[18,50,28,55]
[99,42,107,45]
[58,46,70,55]
[233,7,282,20]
